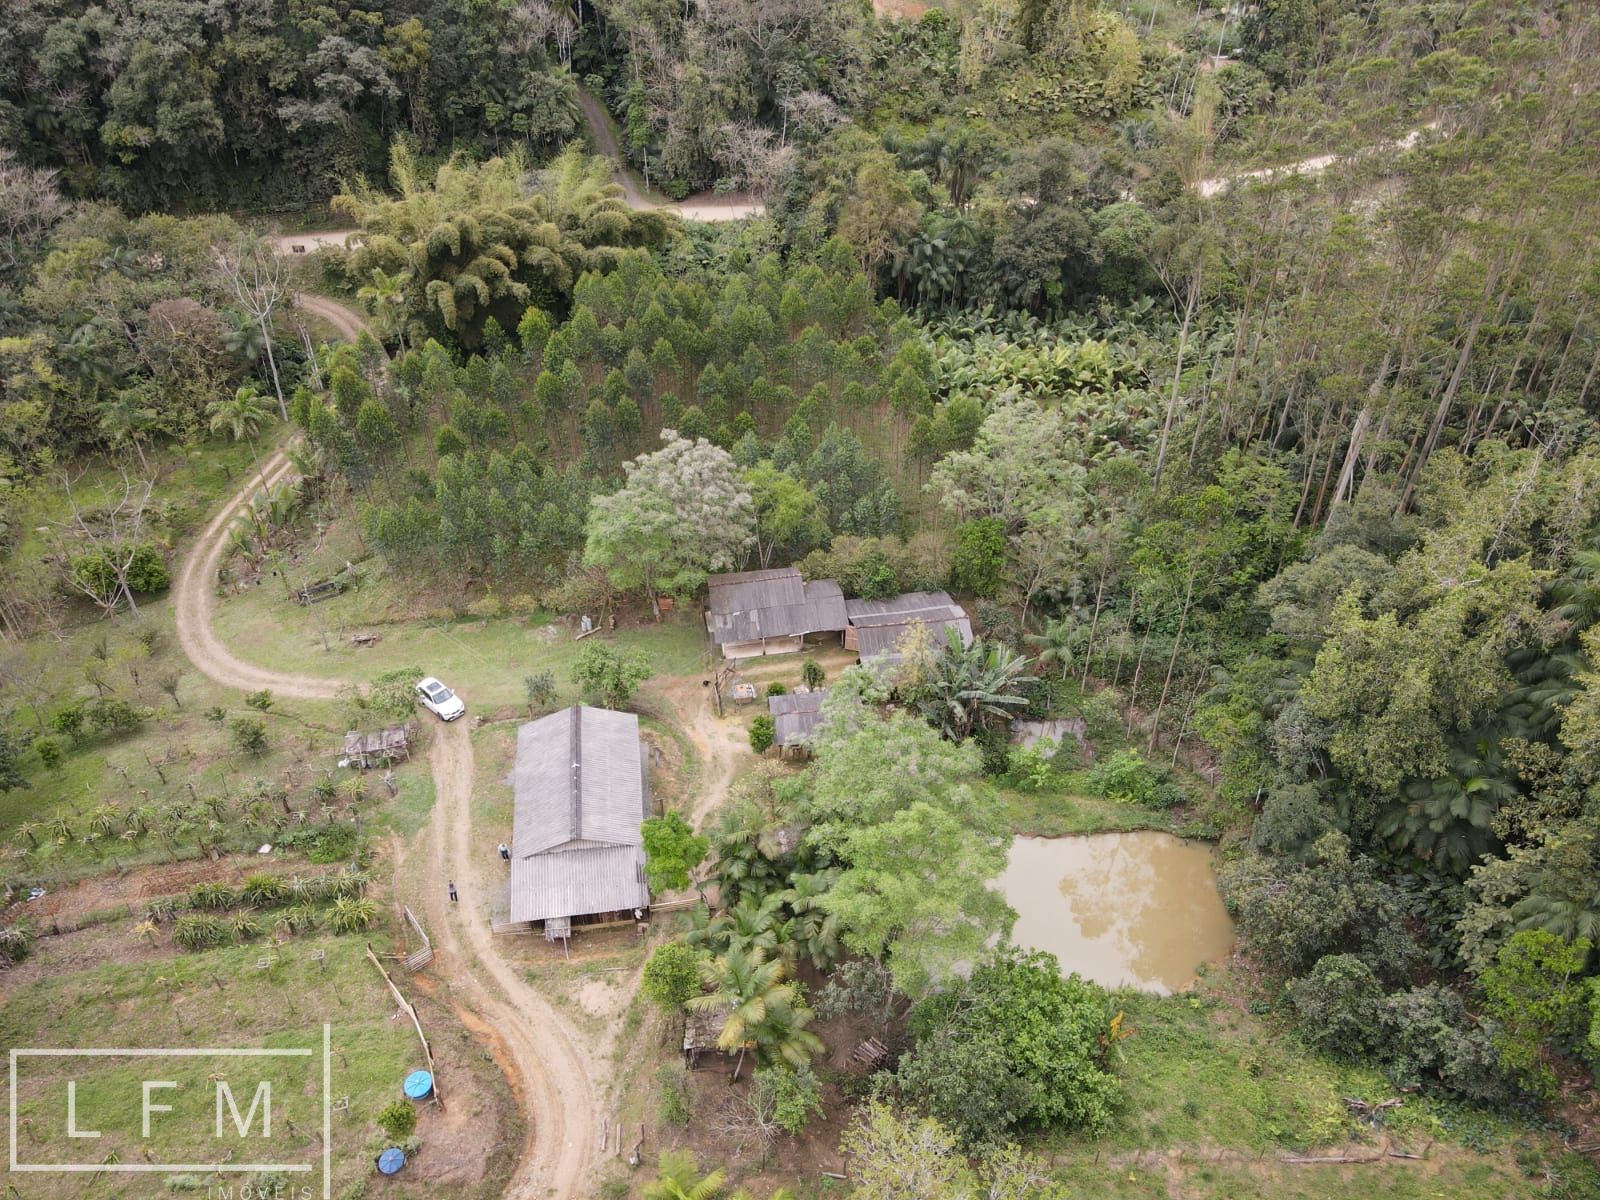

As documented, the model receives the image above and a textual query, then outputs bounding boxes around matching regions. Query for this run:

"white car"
[415,677,466,722]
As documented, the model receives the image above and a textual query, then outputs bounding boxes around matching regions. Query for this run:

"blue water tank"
[402,1070,433,1100]
[376,1147,406,1175]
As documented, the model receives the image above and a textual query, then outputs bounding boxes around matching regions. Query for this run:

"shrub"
[243,689,274,711]
[899,947,1120,1150]
[640,813,707,894]
[749,714,776,754]
[240,874,290,906]
[48,702,86,741]
[0,924,35,964]
[187,882,238,911]
[377,1100,417,1140]
[368,667,424,721]
[32,734,65,769]
[329,896,377,933]
[174,914,229,951]
[642,940,700,1011]
[1003,743,1062,792]
[231,912,262,941]
[1382,984,1517,1105]
[801,659,825,690]
[1086,750,1183,809]
[523,671,557,713]
[752,1065,822,1135]
[307,825,359,864]
[229,716,268,756]
[765,681,788,697]
[125,544,171,593]
[86,698,142,735]
[1289,954,1387,1058]
[655,1062,692,1127]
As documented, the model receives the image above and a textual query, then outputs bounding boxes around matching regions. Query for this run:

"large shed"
[845,591,973,664]
[506,705,652,930]
[768,689,827,752]
[705,568,847,659]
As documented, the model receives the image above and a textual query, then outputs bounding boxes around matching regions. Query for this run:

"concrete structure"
[506,705,651,929]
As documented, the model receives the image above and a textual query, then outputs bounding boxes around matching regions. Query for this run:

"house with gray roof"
[845,591,973,664]
[506,705,651,932]
[768,689,828,753]
[705,567,847,659]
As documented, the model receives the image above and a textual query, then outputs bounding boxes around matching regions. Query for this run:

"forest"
[4,0,1600,1197]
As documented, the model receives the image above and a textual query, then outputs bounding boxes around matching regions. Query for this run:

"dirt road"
[171,293,603,1199]
[575,86,766,223]
[1195,121,1441,198]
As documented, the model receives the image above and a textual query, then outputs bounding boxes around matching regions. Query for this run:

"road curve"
[171,293,602,1199]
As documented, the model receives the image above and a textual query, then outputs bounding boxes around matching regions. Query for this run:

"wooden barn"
[505,705,652,933]
[844,591,973,664]
[768,689,827,753]
[705,567,847,659]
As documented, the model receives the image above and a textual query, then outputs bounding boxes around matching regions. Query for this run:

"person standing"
[498,842,510,862]
[448,880,458,903]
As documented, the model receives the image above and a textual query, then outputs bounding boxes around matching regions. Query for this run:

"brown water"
[999,832,1234,994]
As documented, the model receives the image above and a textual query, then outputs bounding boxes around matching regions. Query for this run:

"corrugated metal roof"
[857,614,966,662]
[769,689,827,747]
[767,690,826,716]
[849,593,973,665]
[507,845,649,924]
[845,591,966,625]
[705,569,847,645]
[511,706,647,856]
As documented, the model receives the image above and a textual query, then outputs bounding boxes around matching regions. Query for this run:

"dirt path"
[294,290,373,341]
[171,295,603,1199]
[575,85,766,223]
[1196,121,1440,198]
[653,674,748,828]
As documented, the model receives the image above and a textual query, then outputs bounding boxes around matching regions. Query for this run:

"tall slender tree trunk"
[259,314,287,421]
[1147,569,1194,754]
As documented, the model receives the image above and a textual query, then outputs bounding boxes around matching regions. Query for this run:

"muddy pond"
[998,832,1234,994]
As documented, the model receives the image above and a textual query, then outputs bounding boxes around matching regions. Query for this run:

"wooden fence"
[402,906,433,971]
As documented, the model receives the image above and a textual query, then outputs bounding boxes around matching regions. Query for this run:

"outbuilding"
[768,689,827,753]
[506,705,652,932]
[705,567,847,659]
[845,591,973,665]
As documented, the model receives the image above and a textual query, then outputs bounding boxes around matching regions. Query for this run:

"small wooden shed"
[343,726,411,769]
[683,1006,734,1068]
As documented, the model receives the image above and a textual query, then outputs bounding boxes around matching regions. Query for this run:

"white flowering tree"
[584,430,755,619]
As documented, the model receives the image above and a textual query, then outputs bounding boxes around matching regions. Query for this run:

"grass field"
[0,931,518,1199]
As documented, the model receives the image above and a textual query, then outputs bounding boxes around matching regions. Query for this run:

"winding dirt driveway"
[172,296,602,1199]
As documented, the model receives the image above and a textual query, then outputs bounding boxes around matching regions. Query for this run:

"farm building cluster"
[492,570,972,938]
[704,568,972,663]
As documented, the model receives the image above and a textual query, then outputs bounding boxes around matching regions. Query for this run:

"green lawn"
[211,558,712,708]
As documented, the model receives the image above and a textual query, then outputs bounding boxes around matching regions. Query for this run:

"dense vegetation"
[7,0,1600,1196]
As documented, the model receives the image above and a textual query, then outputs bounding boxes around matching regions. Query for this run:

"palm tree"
[688,948,822,1081]
[1025,615,1078,681]
[98,391,159,470]
[207,385,277,489]
[644,1151,725,1200]
[1382,735,1516,874]
[357,267,410,349]
[918,630,1036,741]
[13,821,39,849]
[782,870,842,971]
